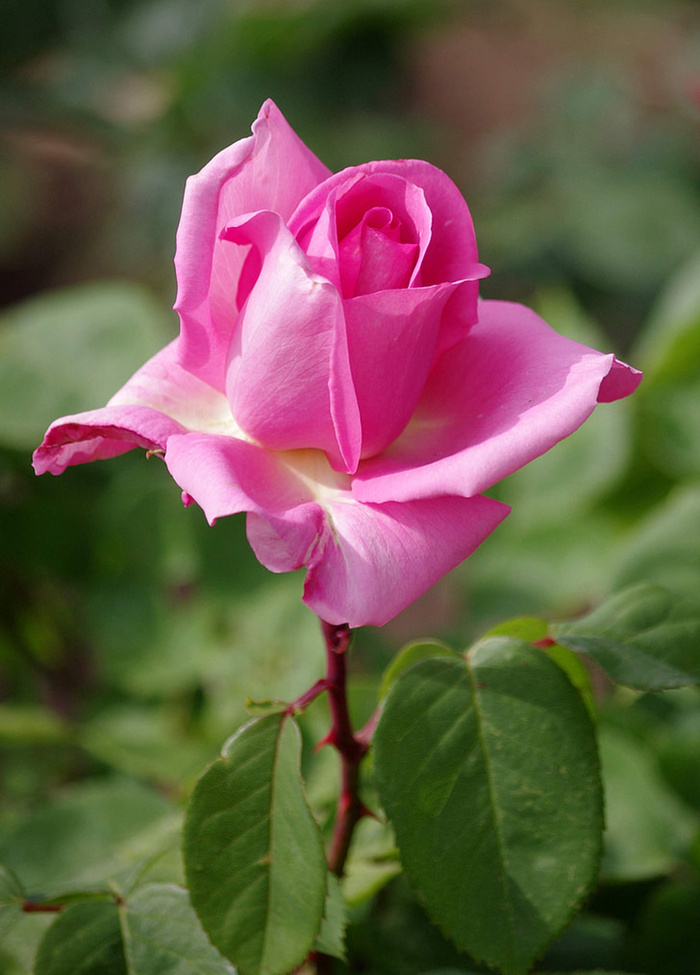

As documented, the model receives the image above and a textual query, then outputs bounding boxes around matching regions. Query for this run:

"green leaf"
[34,885,234,975]
[314,874,347,961]
[34,900,126,975]
[599,726,698,881]
[379,640,457,700]
[184,713,327,975]
[341,817,401,907]
[374,638,603,975]
[480,618,596,716]
[0,705,70,745]
[481,617,549,642]
[553,584,700,690]
[634,249,700,384]
[245,698,289,716]
[342,857,401,909]
[631,253,700,479]
[79,705,210,785]
[612,486,700,611]
[538,643,596,718]
[122,884,235,974]
[482,608,645,719]
[0,863,24,902]
[0,777,177,899]
[638,381,700,479]
[0,864,24,938]
[0,912,55,974]
[0,282,170,450]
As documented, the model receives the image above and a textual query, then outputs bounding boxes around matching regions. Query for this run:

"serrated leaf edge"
[376,645,605,975]
[184,713,326,975]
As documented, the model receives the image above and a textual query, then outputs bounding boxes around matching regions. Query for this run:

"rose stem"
[302,622,372,975]
[320,619,369,878]
[287,677,331,715]
[21,901,65,914]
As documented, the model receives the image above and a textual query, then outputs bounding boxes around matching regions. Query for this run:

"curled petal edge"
[352,300,643,505]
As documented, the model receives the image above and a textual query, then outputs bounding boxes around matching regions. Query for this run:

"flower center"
[337,205,418,298]
[278,447,352,504]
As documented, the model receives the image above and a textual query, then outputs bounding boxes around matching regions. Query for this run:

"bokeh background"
[2,1,700,972]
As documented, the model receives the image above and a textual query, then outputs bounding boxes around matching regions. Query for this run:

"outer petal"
[301,494,510,628]
[32,341,239,475]
[164,433,329,574]
[163,433,317,518]
[223,210,360,472]
[175,100,331,389]
[165,430,508,628]
[33,427,140,474]
[353,300,643,504]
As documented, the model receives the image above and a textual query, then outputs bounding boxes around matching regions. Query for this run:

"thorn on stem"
[358,801,379,822]
[314,729,337,752]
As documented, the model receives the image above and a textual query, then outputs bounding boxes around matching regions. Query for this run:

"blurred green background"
[2,1,700,972]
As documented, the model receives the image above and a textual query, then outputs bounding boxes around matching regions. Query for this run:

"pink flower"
[33,101,641,627]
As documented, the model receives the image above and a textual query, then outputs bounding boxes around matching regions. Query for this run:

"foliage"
[4,252,698,969]
[184,714,327,974]
[3,1,700,973]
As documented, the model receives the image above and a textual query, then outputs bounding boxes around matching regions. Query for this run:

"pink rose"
[33,101,641,627]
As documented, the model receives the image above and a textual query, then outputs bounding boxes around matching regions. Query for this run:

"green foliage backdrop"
[2,1,700,972]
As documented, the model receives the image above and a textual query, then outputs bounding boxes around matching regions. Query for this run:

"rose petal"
[353,300,643,504]
[223,210,360,472]
[433,274,489,358]
[301,493,510,627]
[298,171,431,297]
[162,433,323,520]
[344,283,460,459]
[246,509,323,574]
[340,213,418,297]
[165,435,337,573]
[596,356,643,403]
[163,433,504,629]
[109,341,237,429]
[333,174,428,295]
[33,432,137,475]
[175,99,331,389]
[291,159,481,286]
[33,341,236,475]
[291,160,488,352]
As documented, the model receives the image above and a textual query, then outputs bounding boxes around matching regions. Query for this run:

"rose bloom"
[34,101,641,627]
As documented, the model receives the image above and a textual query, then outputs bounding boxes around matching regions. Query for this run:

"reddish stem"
[320,620,369,877]
[297,622,374,975]
[356,705,382,748]
[22,901,64,913]
[287,677,331,715]
[310,950,333,975]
